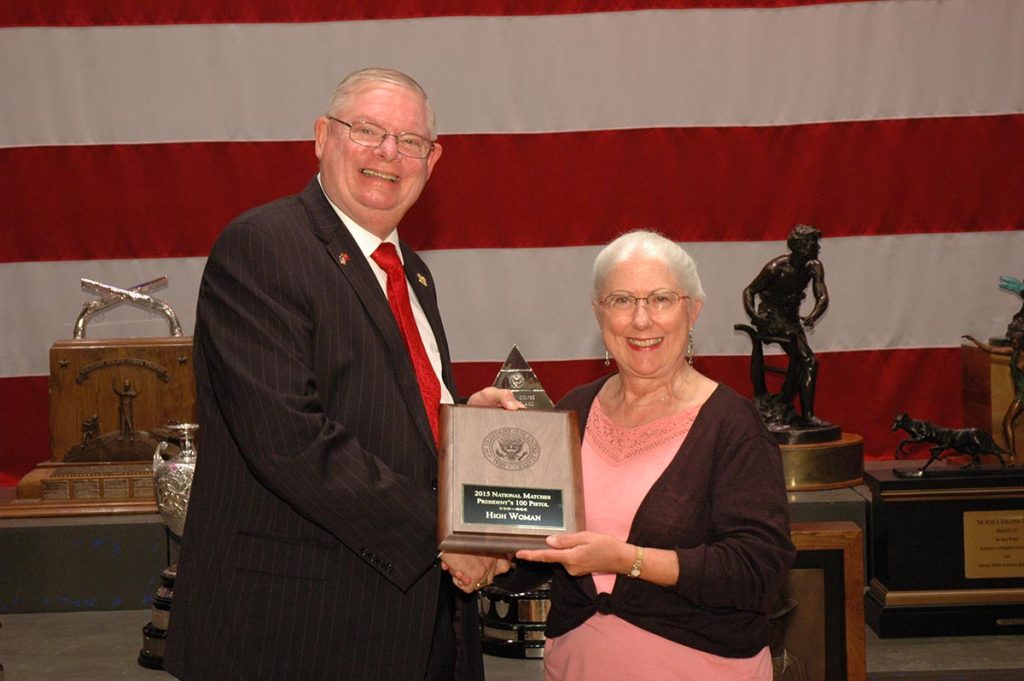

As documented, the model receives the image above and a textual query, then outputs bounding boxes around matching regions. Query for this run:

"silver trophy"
[141,422,198,670]
[152,423,198,538]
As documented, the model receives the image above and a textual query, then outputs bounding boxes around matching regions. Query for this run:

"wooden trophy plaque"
[437,404,584,553]
[4,277,197,518]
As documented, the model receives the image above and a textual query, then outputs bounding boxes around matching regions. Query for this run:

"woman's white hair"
[326,67,437,138]
[592,229,706,302]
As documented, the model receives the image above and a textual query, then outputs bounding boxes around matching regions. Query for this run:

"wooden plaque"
[48,337,196,463]
[4,336,196,516]
[437,405,584,553]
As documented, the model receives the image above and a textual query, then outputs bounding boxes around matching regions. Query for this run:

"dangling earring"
[686,331,695,366]
[604,349,611,367]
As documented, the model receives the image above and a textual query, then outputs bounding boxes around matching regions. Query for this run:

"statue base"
[771,423,842,445]
[780,433,864,491]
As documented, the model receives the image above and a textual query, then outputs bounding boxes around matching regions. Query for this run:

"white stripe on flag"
[3,0,1023,148]
[2,231,1019,377]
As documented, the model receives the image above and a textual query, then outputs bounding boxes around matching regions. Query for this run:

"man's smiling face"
[314,82,441,237]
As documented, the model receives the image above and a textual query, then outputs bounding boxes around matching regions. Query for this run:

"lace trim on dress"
[586,399,699,465]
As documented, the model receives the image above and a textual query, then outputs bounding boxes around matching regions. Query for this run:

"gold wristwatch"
[627,545,645,579]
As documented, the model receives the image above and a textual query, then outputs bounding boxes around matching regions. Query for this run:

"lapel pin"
[338,252,350,266]
[417,273,428,287]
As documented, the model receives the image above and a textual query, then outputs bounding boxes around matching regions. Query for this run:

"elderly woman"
[516,230,795,681]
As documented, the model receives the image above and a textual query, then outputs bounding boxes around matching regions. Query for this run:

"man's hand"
[441,552,512,594]
[466,387,525,411]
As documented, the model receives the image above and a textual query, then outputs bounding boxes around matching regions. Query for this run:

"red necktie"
[371,243,441,446]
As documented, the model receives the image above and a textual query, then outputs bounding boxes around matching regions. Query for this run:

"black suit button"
[430,479,438,491]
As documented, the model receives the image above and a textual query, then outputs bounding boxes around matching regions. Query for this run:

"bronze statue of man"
[741,224,830,428]
[113,378,138,440]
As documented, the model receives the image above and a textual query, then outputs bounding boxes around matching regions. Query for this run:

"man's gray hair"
[327,67,437,138]
[592,229,706,302]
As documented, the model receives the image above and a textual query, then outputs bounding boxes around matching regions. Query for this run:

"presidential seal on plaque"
[438,347,584,553]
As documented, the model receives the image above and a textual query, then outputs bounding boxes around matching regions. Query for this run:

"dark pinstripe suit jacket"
[165,178,482,680]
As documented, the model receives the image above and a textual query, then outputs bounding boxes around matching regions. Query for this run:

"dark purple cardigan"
[514,376,795,659]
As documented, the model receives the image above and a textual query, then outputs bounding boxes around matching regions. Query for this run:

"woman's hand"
[515,532,632,577]
[466,387,525,411]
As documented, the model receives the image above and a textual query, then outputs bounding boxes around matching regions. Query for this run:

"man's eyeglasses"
[599,290,688,315]
[328,116,435,159]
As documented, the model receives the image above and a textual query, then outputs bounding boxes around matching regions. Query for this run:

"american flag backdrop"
[1,0,1022,486]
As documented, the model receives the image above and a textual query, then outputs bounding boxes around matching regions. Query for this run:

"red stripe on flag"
[4,115,1022,263]
[0,376,50,486]
[2,143,317,263]
[0,0,873,28]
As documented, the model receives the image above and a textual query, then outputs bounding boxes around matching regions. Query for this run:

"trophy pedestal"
[780,433,864,491]
[138,563,176,669]
[863,466,1024,637]
[479,583,550,659]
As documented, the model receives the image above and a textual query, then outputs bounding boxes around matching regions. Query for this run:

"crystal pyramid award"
[492,345,554,409]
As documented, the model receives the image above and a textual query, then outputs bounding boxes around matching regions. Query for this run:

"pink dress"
[543,399,772,681]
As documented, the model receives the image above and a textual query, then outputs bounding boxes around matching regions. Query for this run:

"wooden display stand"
[787,522,866,681]
[1,337,196,518]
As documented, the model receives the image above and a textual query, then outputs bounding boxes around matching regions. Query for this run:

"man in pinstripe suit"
[165,68,515,680]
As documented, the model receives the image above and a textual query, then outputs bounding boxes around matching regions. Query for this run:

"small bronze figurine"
[735,225,836,442]
[892,412,1008,475]
[113,378,139,440]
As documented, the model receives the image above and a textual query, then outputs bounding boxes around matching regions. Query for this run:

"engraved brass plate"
[964,509,1024,579]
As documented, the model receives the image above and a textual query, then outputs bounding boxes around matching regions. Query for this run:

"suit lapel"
[298,179,437,451]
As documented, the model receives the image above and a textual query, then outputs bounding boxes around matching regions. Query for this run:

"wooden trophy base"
[866,579,1024,638]
[863,466,1024,637]
[2,336,194,519]
[1,461,157,518]
[781,433,864,491]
